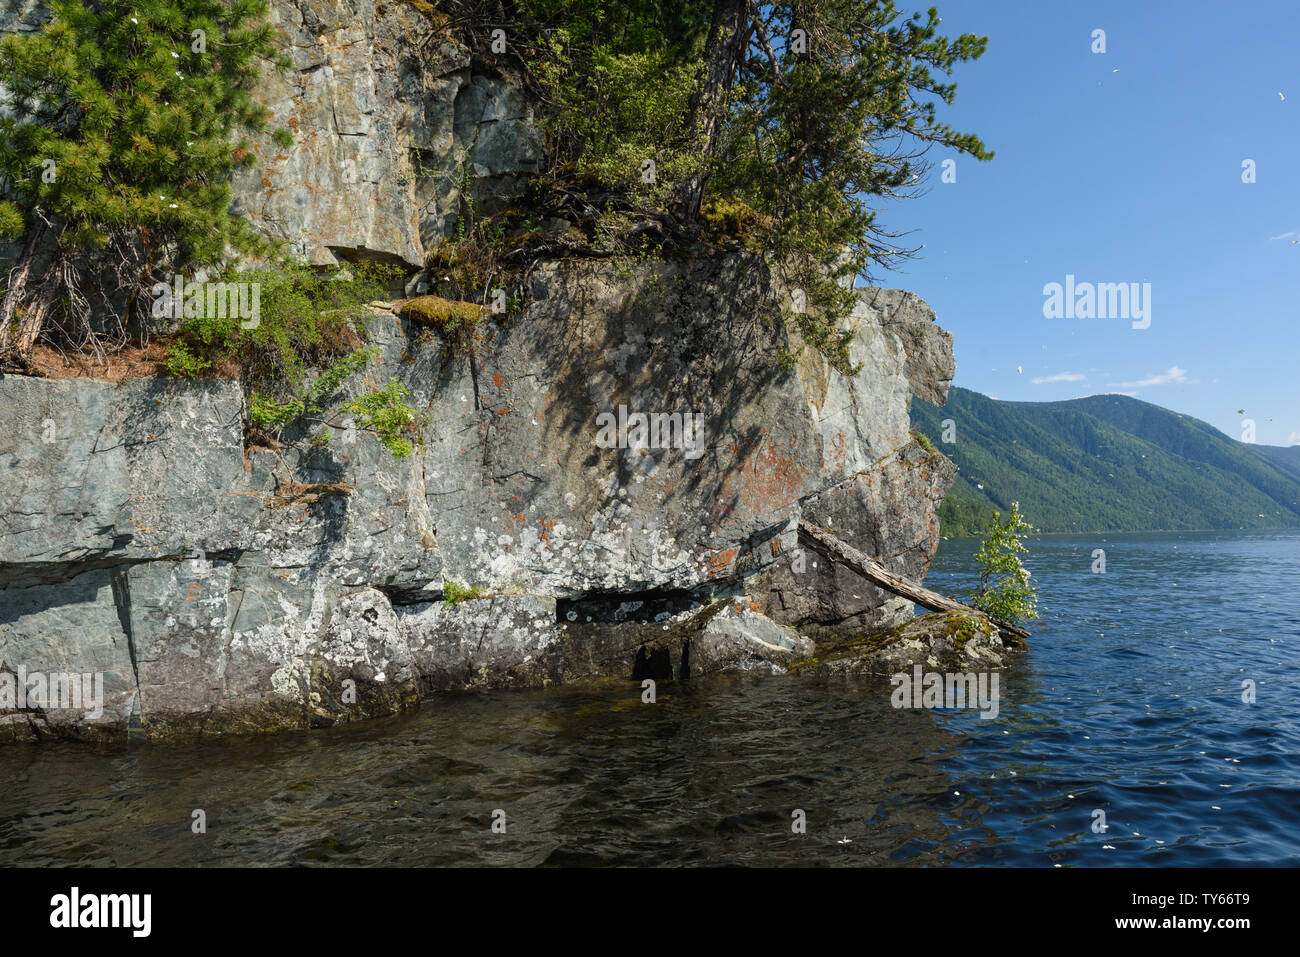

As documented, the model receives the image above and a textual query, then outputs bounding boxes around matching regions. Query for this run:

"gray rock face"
[0,261,956,741]
[0,4,962,743]
[689,600,815,675]
[229,0,541,269]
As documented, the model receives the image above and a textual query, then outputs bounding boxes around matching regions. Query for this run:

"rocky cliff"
[0,1,969,744]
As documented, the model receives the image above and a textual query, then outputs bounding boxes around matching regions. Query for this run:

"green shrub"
[967,501,1038,625]
[164,260,423,458]
[247,392,305,431]
[167,261,397,387]
[163,342,210,380]
[532,41,702,209]
[340,378,422,459]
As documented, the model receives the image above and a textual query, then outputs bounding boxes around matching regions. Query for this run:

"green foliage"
[0,0,289,326]
[340,378,422,459]
[0,200,23,240]
[166,261,390,382]
[247,391,305,431]
[163,260,421,458]
[534,40,703,207]
[163,340,209,379]
[967,501,1038,625]
[514,0,991,372]
[442,581,484,607]
[912,429,938,456]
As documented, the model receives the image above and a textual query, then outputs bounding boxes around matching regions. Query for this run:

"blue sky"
[877,0,1299,446]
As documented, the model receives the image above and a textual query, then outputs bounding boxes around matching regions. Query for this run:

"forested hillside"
[912,388,1300,536]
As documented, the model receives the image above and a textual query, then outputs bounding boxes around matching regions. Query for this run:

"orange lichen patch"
[770,539,783,556]
[703,546,740,577]
[538,516,556,541]
[492,373,505,388]
[825,431,849,475]
[497,407,510,415]
[715,430,814,523]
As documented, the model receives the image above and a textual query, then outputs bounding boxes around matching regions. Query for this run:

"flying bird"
[1280,91,1286,102]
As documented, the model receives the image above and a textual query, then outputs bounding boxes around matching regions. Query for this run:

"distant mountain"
[910,387,1300,537]
[1254,443,1300,483]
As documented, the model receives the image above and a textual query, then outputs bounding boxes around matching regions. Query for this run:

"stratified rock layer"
[0,262,955,741]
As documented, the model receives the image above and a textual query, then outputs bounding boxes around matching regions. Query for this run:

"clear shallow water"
[2,529,1298,867]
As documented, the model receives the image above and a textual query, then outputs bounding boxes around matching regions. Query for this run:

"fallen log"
[796,520,1032,640]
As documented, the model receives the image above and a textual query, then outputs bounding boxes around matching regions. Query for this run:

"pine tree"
[0,0,288,363]
[515,0,992,372]
[967,501,1039,625]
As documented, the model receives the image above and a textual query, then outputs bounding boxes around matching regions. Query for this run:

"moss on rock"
[400,295,481,329]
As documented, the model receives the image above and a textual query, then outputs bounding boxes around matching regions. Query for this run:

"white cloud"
[1288,431,1300,446]
[1031,371,1086,385]
[1269,229,1299,241]
[1107,366,1189,389]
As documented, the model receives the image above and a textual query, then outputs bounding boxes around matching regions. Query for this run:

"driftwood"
[797,520,1032,640]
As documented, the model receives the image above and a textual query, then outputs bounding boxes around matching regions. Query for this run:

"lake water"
[2,529,1298,866]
